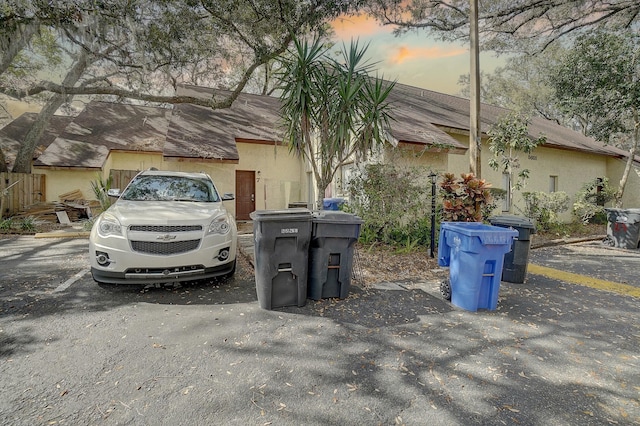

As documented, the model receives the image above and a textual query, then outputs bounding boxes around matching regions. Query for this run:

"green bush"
[19,216,37,232]
[91,174,113,212]
[522,191,570,231]
[348,163,434,249]
[0,217,15,231]
[572,177,616,224]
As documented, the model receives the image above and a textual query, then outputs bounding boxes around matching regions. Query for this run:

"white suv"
[89,170,237,285]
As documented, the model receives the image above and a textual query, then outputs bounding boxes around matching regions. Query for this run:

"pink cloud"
[390,45,466,64]
[331,14,393,39]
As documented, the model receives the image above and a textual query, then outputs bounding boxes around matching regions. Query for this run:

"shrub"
[522,191,570,231]
[347,163,433,248]
[572,177,616,224]
[0,217,15,231]
[91,174,114,212]
[439,173,493,222]
[19,216,38,232]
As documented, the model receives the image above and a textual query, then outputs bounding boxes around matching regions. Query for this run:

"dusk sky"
[331,14,505,96]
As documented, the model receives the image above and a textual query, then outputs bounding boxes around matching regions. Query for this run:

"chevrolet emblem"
[156,234,177,241]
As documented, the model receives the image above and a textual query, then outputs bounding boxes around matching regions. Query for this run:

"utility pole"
[469,0,481,177]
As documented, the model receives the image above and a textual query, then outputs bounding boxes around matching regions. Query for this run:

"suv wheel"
[440,279,452,301]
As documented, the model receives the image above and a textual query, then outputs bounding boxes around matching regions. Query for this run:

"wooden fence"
[0,172,46,218]
[109,169,139,191]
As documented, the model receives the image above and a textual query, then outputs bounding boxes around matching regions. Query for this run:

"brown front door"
[235,170,255,220]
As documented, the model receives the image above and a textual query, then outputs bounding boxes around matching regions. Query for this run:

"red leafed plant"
[439,173,493,222]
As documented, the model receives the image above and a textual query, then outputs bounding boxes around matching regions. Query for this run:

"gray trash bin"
[250,208,312,310]
[488,215,536,283]
[605,208,640,249]
[308,211,362,300]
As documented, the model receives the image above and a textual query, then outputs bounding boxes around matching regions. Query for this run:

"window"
[549,175,558,193]
[502,173,510,212]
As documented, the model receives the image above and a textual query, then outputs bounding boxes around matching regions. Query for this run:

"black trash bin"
[250,208,313,310]
[488,215,537,283]
[308,211,362,300]
[605,208,640,249]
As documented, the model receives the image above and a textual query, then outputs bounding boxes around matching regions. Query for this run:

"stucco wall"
[236,142,305,211]
[446,135,612,220]
[386,144,450,177]
[104,151,164,177]
[34,168,99,203]
[607,157,640,208]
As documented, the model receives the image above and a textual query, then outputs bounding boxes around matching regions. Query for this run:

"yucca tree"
[278,36,395,209]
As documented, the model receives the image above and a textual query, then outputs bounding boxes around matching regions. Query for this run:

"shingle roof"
[1,82,632,170]
[35,102,170,168]
[0,113,73,170]
[165,85,284,161]
[389,82,630,159]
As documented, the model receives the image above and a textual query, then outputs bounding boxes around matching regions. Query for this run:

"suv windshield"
[120,175,220,202]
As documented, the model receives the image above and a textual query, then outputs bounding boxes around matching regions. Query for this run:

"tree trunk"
[0,145,8,173]
[12,48,90,173]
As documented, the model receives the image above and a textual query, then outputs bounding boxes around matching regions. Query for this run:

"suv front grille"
[129,225,203,232]
[131,239,200,255]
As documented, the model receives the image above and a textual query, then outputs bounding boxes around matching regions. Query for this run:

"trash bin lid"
[605,208,640,223]
[312,210,363,224]
[488,215,537,233]
[441,221,518,245]
[250,208,312,221]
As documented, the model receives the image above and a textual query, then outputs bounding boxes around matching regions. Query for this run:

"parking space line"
[528,263,640,298]
[54,269,90,293]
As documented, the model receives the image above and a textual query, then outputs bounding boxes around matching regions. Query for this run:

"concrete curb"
[531,234,606,249]
[34,230,90,239]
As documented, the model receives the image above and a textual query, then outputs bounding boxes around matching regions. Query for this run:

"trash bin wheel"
[440,279,452,301]
[602,235,615,247]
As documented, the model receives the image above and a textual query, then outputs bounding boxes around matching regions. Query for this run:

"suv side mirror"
[107,188,121,197]
[222,193,235,201]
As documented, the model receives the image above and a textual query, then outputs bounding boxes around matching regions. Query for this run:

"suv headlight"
[208,216,231,235]
[98,212,123,237]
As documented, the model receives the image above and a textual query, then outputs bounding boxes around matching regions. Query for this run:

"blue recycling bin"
[438,222,517,312]
[322,197,345,210]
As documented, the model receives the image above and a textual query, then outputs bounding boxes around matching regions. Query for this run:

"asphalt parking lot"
[0,234,639,425]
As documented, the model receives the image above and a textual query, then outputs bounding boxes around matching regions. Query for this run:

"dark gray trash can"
[488,215,536,283]
[308,211,362,300]
[250,208,312,310]
[605,208,640,249]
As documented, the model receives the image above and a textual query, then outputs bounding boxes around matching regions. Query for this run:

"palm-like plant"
[278,36,395,209]
[90,174,113,212]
